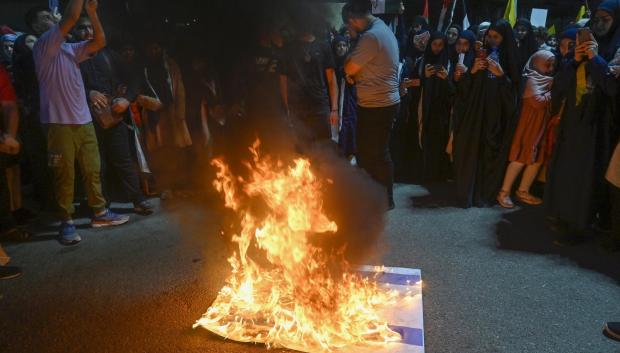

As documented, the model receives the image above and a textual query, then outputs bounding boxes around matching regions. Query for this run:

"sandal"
[497,190,515,209]
[516,190,543,206]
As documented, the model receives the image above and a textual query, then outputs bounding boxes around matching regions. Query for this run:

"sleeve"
[589,55,617,97]
[550,61,576,115]
[33,25,64,64]
[0,66,17,102]
[322,42,336,70]
[69,41,94,64]
[348,33,379,69]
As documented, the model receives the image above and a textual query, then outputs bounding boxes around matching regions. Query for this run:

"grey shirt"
[348,17,400,108]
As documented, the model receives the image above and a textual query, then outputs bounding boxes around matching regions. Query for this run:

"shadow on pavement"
[496,206,620,285]
[409,182,458,209]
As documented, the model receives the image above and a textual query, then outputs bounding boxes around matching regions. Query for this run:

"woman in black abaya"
[452,19,519,208]
[417,32,453,182]
[545,1,620,237]
[514,18,539,73]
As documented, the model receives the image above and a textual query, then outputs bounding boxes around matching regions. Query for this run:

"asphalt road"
[1,183,619,353]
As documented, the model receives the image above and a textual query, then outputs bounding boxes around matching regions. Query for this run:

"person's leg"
[356,104,397,208]
[76,123,130,227]
[0,154,16,231]
[497,161,524,208]
[611,185,620,239]
[379,105,398,206]
[516,163,544,205]
[94,123,111,204]
[5,164,21,211]
[75,123,107,214]
[0,242,21,279]
[101,123,150,213]
[47,124,77,221]
[519,163,542,192]
[26,119,54,210]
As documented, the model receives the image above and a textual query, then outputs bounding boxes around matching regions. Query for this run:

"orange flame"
[194,141,401,352]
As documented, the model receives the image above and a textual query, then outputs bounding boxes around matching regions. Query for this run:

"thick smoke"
[163,0,389,267]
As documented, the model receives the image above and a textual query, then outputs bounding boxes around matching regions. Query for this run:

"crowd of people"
[0,0,618,343]
[0,0,618,276]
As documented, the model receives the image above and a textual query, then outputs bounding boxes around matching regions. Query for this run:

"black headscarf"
[11,34,38,109]
[447,24,462,65]
[487,19,520,86]
[406,29,430,61]
[595,0,620,60]
[144,38,174,107]
[447,24,462,39]
[455,30,477,68]
[412,16,430,31]
[557,27,578,65]
[514,18,538,71]
[332,34,348,69]
[423,31,449,66]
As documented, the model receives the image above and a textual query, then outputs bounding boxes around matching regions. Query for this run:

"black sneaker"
[133,200,154,216]
[0,266,22,280]
[603,322,620,342]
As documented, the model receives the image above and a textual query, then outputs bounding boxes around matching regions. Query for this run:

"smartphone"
[476,48,488,59]
[577,27,595,45]
[433,64,443,71]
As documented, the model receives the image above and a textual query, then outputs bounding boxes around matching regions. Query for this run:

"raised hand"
[85,0,98,13]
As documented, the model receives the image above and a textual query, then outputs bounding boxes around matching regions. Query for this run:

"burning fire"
[194,141,402,352]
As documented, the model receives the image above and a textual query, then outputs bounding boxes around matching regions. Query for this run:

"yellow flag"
[576,5,586,22]
[548,25,556,36]
[504,0,517,26]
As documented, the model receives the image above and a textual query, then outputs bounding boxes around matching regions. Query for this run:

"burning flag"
[194,141,420,352]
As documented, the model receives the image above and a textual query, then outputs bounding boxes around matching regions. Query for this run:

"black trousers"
[0,154,15,231]
[95,122,145,204]
[611,184,620,239]
[356,104,399,203]
[297,111,331,145]
[22,112,54,209]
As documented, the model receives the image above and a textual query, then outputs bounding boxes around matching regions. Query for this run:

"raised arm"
[58,0,85,37]
[83,0,106,55]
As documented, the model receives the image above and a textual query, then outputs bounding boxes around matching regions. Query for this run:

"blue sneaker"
[91,210,130,228]
[59,223,81,246]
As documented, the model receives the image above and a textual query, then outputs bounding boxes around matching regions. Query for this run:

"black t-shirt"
[246,45,285,112]
[284,39,335,115]
[253,45,284,94]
